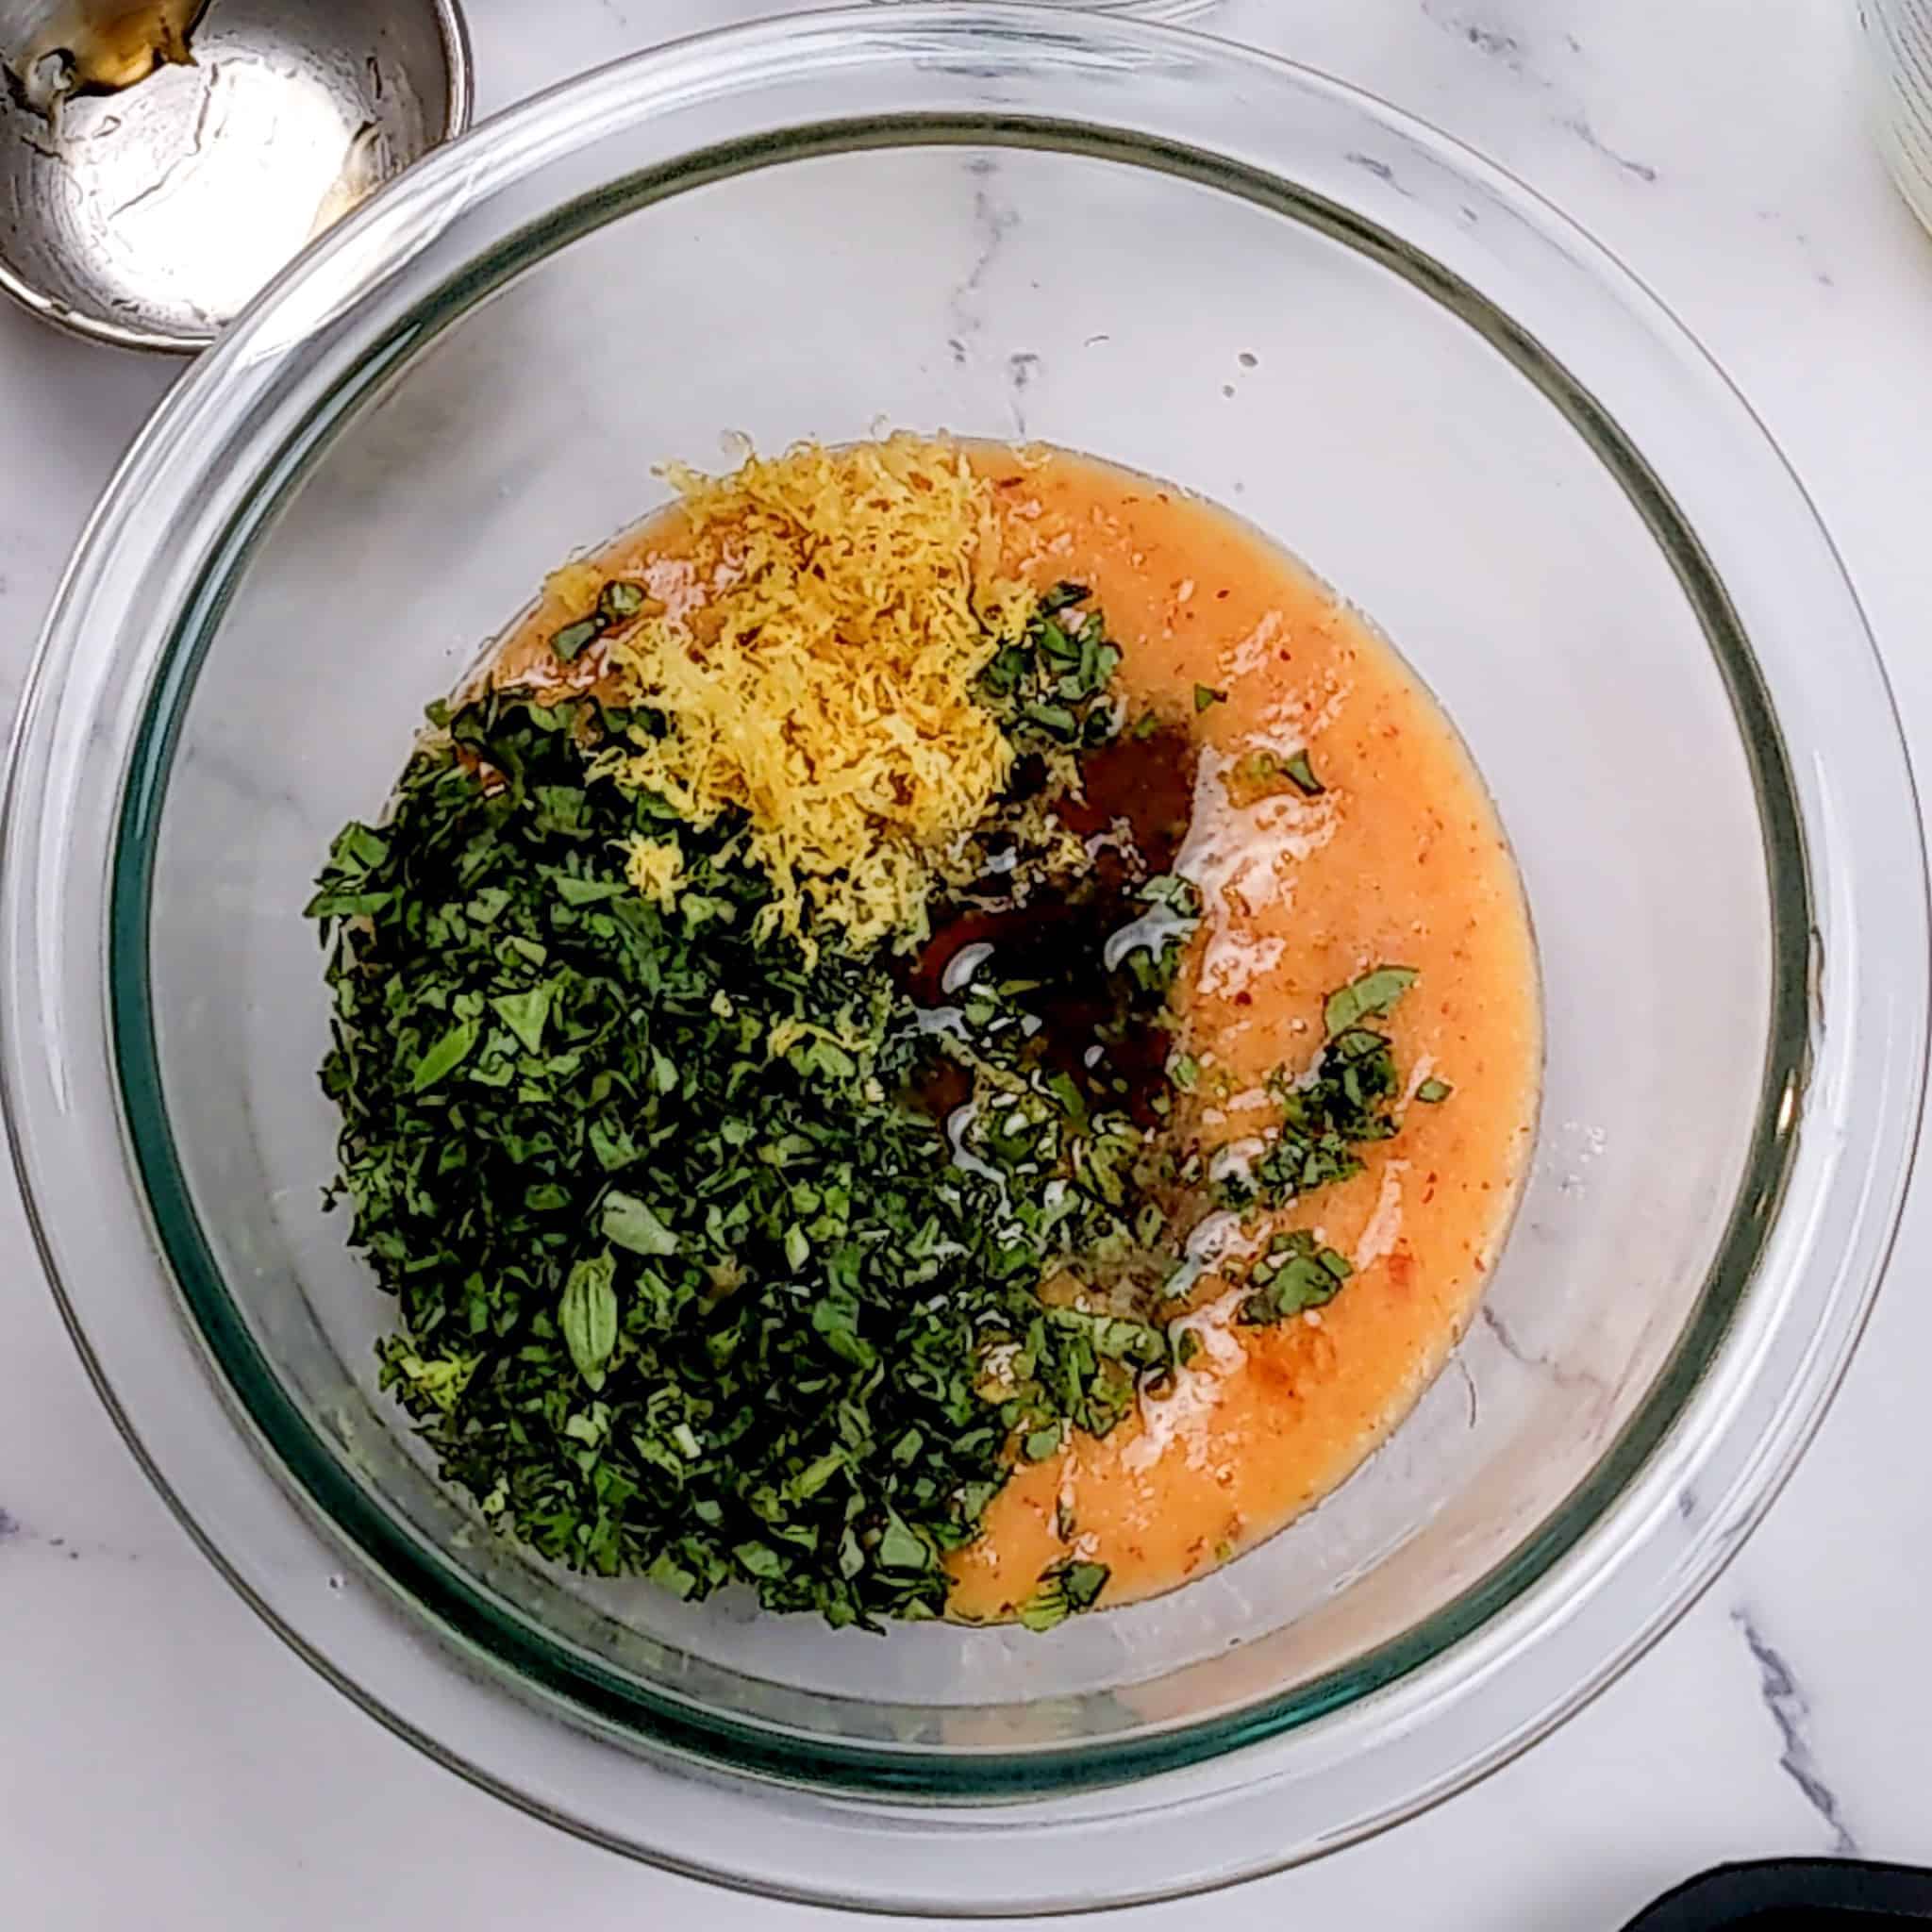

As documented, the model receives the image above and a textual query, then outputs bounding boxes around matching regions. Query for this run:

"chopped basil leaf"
[491,982,556,1055]
[1241,1230,1353,1325]
[310,686,1191,1625]
[551,618,602,662]
[408,1018,479,1092]
[1282,750,1323,796]
[875,1515,934,1575]
[602,1191,678,1257]
[1018,1557,1110,1631]
[559,1251,620,1388]
[1214,1009,1407,1215]
[1323,965,1418,1036]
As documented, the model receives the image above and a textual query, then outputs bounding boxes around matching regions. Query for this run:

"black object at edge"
[1624,1859,1932,1926]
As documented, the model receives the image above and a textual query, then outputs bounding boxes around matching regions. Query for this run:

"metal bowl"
[0,0,471,352]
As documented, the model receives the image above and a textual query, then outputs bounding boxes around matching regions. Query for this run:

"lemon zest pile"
[602,436,1033,955]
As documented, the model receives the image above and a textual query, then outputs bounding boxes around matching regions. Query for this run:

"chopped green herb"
[1281,750,1324,796]
[559,1252,620,1389]
[1193,683,1227,712]
[1415,1076,1453,1104]
[408,1018,479,1092]
[1214,1007,1409,1215]
[491,982,555,1055]
[1232,747,1322,798]
[1324,964,1418,1036]
[1018,1557,1110,1631]
[979,587,1124,753]
[875,1514,934,1575]
[309,675,1214,1626]
[1241,1230,1352,1325]
[551,618,603,662]
[552,578,648,661]
[602,1191,678,1257]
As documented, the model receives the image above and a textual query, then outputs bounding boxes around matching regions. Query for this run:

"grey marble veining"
[1420,0,1662,182]
[1478,1300,1611,1398]
[946,158,1018,357]
[1731,1607,1860,1858]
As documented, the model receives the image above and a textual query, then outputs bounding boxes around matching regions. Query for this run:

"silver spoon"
[0,0,471,353]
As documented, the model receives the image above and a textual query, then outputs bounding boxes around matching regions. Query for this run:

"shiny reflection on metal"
[0,0,471,353]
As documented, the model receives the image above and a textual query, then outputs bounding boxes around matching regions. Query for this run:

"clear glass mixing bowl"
[3,7,1924,1915]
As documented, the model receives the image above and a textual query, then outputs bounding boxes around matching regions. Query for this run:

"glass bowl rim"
[4,3,1924,1902]
[108,108,1815,1793]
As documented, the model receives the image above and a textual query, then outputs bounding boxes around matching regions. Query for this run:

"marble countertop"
[5,1,1931,1926]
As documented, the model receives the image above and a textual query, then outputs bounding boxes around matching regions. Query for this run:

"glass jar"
[1864,0,1932,230]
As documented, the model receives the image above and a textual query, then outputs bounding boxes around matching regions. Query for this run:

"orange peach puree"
[944,446,1539,1620]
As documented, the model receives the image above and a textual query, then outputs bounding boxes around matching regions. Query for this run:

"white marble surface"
[3,0,1931,1925]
